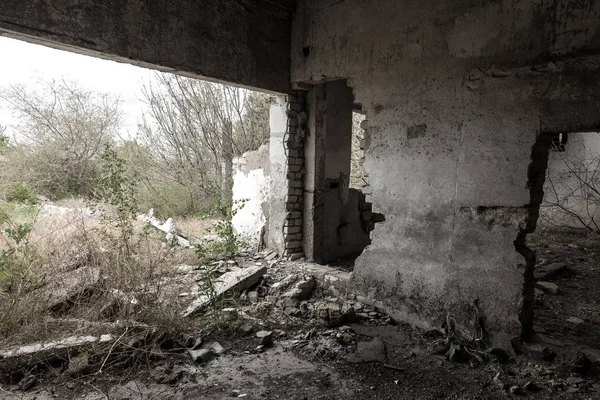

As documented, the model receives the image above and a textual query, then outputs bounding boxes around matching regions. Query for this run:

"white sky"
[0,36,157,138]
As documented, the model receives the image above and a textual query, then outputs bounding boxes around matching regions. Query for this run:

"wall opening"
[517,130,600,343]
[303,81,384,268]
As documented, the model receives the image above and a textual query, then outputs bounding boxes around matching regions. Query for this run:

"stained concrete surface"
[291,0,600,345]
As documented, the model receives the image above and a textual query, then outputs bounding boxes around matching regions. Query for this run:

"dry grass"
[174,215,217,239]
[0,200,203,348]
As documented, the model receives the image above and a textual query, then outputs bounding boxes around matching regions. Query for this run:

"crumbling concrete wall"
[292,0,600,346]
[0,0,294,93]
[232,144,270,249]
[541,132,600,229]
[268,93,307,259]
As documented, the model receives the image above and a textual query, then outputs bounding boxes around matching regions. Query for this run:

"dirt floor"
[2,227,600,399]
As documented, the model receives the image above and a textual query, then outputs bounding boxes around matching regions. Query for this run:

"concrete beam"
[0,0,293,93]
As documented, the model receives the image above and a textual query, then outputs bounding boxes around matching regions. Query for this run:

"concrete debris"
[534,262,568,281]
[184,336,204,350]
[316,302,344,327]
[188,342,224,364]
[264,251,278,261]
[566,317,585,330]
[238,323,254,335]
[535,281,559,295]
[0,334,113,373]
[347,337,386,363]
[183,265,267,317]
[566,376,585,385]
[341,303,357,323]
[256,331,274,347]
[281,277,315,300]
[41,266,101,312]
[270,274,301,293]
[247,291,259,303]
[139,209,193,248]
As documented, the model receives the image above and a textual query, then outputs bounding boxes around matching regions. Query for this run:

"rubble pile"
[4,230,600,398]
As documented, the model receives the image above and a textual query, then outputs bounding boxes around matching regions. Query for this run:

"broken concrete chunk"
[316,303,344,327]
[535,281,559,295]
[282,277,315,300]
[534,262,568,281]
[41,266,101,312]
[566,317,585,330]
[183,265,266,317]
[238,323,254,335]
[189,348,218,364]
[247,291,259,303]
[341,303,357,323]
[256,331,274,347]
[188,342,224,364]
[0,334,113,373]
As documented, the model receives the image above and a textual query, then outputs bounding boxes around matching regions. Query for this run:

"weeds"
[5,183,38,205]
[0,207,43,340]
[196,199,248,261]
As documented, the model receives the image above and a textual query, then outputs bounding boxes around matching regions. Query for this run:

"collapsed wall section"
[291,0,600,346]
[231,144,270,250]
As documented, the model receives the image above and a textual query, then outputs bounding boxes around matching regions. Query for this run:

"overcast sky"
[0,36,156,138]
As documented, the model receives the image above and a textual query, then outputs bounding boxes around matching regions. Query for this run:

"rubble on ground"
[39,266,101,312]
[5,231,600,398]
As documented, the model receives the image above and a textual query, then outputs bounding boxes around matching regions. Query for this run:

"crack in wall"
[514,133,553,341]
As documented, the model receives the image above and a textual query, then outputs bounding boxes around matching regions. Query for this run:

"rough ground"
[2,228,600,399]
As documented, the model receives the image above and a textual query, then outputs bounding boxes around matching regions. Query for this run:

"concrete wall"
[541,132,600,229]
[0,0,294,93]
[232,144,270,249]
[292,0,600,346]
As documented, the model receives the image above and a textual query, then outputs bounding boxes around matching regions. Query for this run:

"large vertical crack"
[514,132,553,341]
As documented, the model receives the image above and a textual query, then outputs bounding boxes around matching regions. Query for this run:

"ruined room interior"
[1,0,600,398]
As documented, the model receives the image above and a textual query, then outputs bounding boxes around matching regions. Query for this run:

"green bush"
[6,184,38,205]
[195,199,247,261]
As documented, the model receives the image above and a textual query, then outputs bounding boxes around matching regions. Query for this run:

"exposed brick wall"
[282,91,307,260]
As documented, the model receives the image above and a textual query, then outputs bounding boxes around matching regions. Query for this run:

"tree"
[233,91,272,156]
[542,133,600,233]
[0,124,7,153]
[138,73,271,212]
[0,78,121,199]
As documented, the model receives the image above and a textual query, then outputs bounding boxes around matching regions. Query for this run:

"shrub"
[6,184,38,205]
